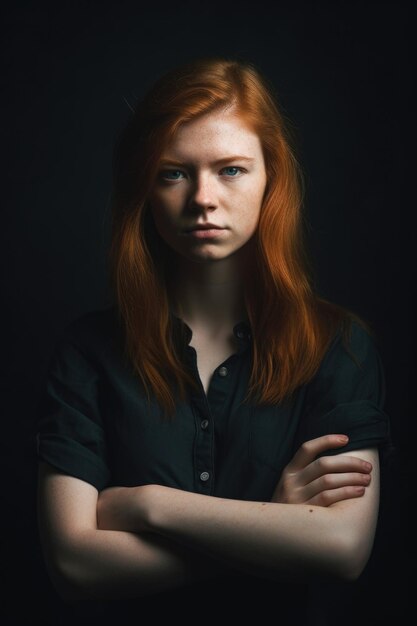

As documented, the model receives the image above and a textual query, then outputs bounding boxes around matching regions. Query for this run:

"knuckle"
[301,440,312,453]
[322,490,334,505]
[286,486,301,504]
[281,467,293,481]
[318,491,331,506]
[321,474,334,489]
[281,477,293,492]
[316,457,328,471]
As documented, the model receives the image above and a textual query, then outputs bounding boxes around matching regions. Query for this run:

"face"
[148,107,267,265]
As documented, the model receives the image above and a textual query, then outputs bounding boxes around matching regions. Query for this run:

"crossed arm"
[37,435,380,603]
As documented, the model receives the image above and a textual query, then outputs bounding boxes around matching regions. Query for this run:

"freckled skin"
[148,107,268,266]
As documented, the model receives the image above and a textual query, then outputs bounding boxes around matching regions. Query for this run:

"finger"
[303,472,372,500]
[301,454,373,486]
[308,486,367,507]
[289,434,350,471]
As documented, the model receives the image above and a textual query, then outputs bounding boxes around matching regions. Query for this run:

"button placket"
[190,388,214,494]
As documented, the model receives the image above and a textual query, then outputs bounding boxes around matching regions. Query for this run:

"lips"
[185,224,224,233]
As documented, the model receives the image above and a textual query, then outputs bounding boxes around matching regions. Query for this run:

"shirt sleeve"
[35,321,111,490]
[293,320,391,457]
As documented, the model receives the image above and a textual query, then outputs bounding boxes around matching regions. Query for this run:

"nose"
[188,172,217,212]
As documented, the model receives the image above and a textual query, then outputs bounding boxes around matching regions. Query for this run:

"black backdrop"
[1,1,414,623]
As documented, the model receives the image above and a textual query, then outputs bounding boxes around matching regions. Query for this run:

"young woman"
[36,56,390,614]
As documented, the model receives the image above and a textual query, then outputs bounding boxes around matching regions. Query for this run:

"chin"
[164,237,249,264]
[185,252,228,263]
[172,245,233,263]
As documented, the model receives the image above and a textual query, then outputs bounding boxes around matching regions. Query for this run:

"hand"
[271,434,373,506]
[97,484,158,533]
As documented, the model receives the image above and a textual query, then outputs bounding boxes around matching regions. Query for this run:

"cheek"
[152,186,183,213]
[241,193,263,232]
[149,196,176,229]
[151,212,175,245]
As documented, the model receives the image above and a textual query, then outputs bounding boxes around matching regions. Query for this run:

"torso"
[190,331,239,396]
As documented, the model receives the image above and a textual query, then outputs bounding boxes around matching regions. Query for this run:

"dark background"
[1,0,414,623]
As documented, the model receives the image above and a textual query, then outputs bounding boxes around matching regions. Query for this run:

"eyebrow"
[159,155,255,167]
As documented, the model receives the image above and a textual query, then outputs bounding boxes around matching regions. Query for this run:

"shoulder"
[52,305,124,364]
[320,317,381,374]
[58,305,120,342]
[303,316,387,410]
[295,317,390,455]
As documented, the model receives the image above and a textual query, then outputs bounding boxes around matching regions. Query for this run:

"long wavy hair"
[108,55,371,419]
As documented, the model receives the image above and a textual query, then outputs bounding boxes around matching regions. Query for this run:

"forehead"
[162,109,261,160]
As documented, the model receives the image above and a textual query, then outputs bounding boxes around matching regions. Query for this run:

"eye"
[160,169,185,181]
[221,166,245,177]
[159,165,247,183]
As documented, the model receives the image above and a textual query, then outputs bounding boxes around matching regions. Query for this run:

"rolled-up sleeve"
[294,321,391,457]
[35,324,111,490]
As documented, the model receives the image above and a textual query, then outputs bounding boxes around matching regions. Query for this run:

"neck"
[168,248,250,334]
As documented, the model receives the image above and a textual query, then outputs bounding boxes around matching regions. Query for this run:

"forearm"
[99,485,369,583]
[50,527,236,603]
[38,464,239,604]
[150,489,352,582]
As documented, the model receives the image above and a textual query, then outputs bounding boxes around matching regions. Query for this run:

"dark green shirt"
[35,305,390,499]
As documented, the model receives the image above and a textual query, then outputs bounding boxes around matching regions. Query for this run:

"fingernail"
[338,435,349,443]
[364,462,372,470]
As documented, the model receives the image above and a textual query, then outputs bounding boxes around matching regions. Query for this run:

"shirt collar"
[170,312,252,347]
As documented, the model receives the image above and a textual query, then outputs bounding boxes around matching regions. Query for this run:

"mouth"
[184,227,227,239]
[184,225,225,233]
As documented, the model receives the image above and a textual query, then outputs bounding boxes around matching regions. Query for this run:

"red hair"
[108,55,371,419]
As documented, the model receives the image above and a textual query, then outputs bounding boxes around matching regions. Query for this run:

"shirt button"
[201,419,209,430]
[218,366,228,377]
[200,471,210,481]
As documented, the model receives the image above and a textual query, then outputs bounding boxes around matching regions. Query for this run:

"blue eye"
[222,166,241,176]
[161,170,184,181]
[159,166,245,182]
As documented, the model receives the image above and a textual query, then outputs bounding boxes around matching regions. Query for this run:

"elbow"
[41,542,99,604]
[333,532,374,582]
[335,558,366,582]
[45,553,92,604]
[340,552,370,582]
